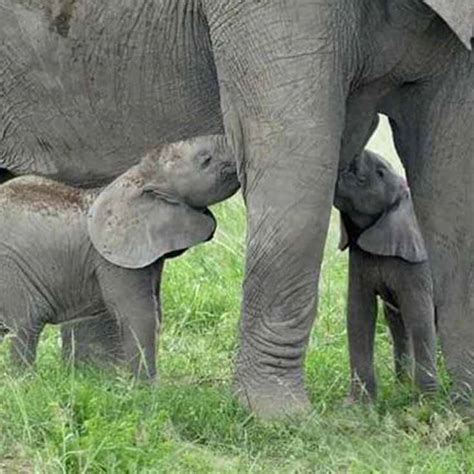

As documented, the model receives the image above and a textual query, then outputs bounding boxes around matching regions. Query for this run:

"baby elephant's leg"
[0,262,47,368]
[96,261,162,380]
[347,260,378,402]
[400,297,438,394]
[61,310,124,366]
[10,324,43,368]
[383,303,413,381]
[7,299,45,369]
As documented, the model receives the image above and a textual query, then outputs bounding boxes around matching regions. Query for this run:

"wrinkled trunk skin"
[203,1,346,417]
[0,0,222,185]
[384,50,474,411]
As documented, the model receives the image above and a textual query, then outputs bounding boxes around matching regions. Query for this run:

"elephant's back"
[0,176,91,257]
[0,176,100,315]
[0,176,90,215]
[0,176,95,299]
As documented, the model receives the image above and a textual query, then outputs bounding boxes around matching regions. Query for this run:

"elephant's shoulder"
[0,176,89,215]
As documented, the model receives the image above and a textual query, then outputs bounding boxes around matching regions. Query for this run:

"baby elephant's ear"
[357,192,428,263]
[88,167,216,269]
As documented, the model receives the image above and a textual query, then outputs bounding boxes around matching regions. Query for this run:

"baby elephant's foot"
[344,394,361,406]
[416,367,438,395]
[418,378,438,396]
[129,358,158,383]
[136,370,158,384]
[347,380,377,405]
[345,392,376,406]
[130,374,158,387]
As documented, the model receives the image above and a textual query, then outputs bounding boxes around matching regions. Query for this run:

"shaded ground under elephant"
[0,0,472,416]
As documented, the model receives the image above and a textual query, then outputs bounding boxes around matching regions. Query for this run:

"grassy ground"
[0,120,472,472]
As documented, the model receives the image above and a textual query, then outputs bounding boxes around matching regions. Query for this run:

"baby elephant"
[334,150,437,401]
[0,135,239,379]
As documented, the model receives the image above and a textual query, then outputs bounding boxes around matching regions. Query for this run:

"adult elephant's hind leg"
[387,52,474,410]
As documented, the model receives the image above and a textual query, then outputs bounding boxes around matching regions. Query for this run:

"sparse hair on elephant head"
[334,150,427,263]
[88,135,240,269]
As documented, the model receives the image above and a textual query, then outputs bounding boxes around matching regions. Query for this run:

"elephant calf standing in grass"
[334,150,438,402]
[0,135,239,378]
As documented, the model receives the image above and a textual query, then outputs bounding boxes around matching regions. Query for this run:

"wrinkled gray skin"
[0,135,239,378]
[335,151,437,401]
[0,0,472,417]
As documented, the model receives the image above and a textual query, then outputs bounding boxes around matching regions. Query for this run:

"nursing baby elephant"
[0,135,239,378]
[0,0,472,416]
[335,151,438,402]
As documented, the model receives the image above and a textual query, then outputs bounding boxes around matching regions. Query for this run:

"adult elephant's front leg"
[235,122,341,416]
[387,53,474,409]
[205,3,346,417]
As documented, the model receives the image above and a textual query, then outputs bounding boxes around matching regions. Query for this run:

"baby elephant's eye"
[198,153,213,169]
[376,168,385,178]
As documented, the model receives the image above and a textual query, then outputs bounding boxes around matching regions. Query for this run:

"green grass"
[0,121,472,472]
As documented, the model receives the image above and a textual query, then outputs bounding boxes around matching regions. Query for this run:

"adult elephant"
[0,0,472,416]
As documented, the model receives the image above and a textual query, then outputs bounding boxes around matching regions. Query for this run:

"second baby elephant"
[334,150,438,402]
[0,135,239,378]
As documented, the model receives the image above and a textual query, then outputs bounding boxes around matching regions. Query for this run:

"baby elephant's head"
[334,150,427,263]
[143,135,239,209]
[335,150,407,220]
[88,135,239,270]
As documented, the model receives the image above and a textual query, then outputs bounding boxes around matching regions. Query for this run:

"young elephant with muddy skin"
[335,150,438,402]
[0,135,239,378]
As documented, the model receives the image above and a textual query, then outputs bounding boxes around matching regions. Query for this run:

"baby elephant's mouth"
[336,169,354,195]
[228,172,241,191]
[221,167,241,192]
[334,168,360,212]
[338,164,368,190]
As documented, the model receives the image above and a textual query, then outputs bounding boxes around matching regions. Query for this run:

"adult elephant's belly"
[0,0,223,186]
